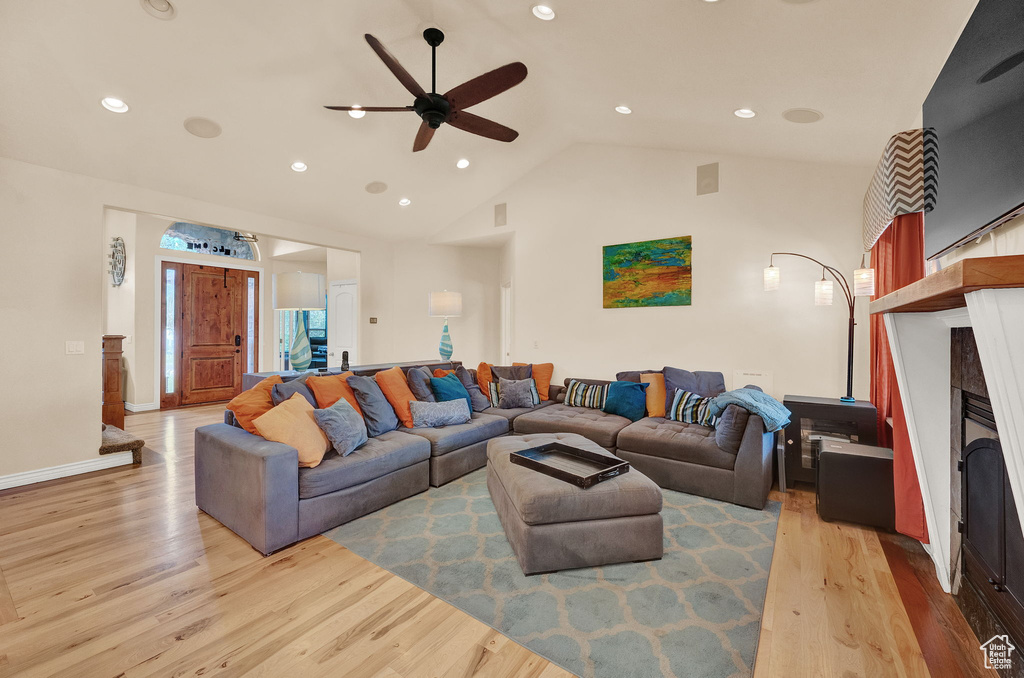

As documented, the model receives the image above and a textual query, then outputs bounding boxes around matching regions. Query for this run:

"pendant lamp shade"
[814,279,834,306]
[853,266,876,297]
[428,291,462,317]
[274,272,325,310]
[763,265,780,292]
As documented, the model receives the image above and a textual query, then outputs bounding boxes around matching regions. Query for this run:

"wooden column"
[102,335,126,430]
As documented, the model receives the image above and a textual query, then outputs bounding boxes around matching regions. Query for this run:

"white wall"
[435,144,872,400]
[389,243,501,366]
[0,155,496,479]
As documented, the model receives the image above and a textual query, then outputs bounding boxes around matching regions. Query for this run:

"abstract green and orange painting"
[603,236,692,308]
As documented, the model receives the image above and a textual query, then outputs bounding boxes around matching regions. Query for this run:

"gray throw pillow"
[346,375,399,437]
[491,364,532,381]
[663,366,726,412]
[406,366,436,402]
[454,365,492,412]
[271,372,317,407]
[615,369,660,383]
[313,399,368,457]
[497,377,539,409]
[410,399,471,428]
[714,404,750,454]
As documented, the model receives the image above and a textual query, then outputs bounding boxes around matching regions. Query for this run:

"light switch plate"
[65,340,85,355]
[369,317,378,324]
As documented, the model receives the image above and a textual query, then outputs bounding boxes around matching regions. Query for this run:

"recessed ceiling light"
[348,105,366,119]
[139,0,176,20]
[365,181,388,194]
[615,105,632,115]
[398,198,411,207]
[782,108,824,123]
[456,158,470,169]
[100,97,129,113]
[702,0,721,3]
[290,162,308,172]
[532,5,556,20]
[183,117,222,138]
[733,108,757,119]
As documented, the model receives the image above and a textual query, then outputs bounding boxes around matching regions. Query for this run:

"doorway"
[328,280,358,368]
[161,262,259,408]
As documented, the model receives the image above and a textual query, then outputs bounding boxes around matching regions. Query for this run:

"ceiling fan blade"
[364,34,427,99]
[323,106,414,112]
[413,121,436,152]
[444,62,528,110]
[447,111,519,143]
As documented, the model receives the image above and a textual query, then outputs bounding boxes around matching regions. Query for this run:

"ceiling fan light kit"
[325,29,527,152]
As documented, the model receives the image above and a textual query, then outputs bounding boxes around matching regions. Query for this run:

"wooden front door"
[161,262,258,408]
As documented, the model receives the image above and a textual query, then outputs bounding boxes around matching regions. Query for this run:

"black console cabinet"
[781,395,877,488]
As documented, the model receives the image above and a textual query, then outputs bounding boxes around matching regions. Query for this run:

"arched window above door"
[159,222,258,260]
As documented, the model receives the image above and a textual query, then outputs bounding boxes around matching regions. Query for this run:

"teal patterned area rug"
[325,469,781,678]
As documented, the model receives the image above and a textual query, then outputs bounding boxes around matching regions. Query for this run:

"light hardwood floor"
[0,405,974,676]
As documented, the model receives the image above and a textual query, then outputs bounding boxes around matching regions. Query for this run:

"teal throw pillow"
[430,373,472,414]
[602,381,650,422]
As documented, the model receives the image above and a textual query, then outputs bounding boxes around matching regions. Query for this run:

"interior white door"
[328,280,357,368]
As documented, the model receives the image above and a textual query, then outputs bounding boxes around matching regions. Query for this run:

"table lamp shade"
[428,291,462,317]
[274,272,325,310]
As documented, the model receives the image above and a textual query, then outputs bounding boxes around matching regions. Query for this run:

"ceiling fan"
[325,29,528,152]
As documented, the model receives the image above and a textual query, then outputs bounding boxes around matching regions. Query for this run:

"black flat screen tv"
[923,0,1024,260]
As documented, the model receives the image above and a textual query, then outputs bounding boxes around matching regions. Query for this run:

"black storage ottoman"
[816,440,895,530]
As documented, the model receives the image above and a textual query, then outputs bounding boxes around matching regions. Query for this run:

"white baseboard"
[125,402,159,412]
[0,453,135,491]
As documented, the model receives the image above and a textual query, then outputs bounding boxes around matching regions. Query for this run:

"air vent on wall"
[495,203,507,227]
[696,163,719,196]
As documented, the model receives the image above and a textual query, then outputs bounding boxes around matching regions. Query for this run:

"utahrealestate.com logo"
[981,635,1015,670]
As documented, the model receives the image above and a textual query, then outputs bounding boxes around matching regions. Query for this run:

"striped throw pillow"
[668,389,719,428]
[564,379,609,409]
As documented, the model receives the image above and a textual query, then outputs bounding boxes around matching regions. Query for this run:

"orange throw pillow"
[433,368,454,378]
[515,362,554,401]
[375,366,417,428]
[477,362,494,394]
[641,373,666,418]
[252,393,330,468]
[227,375,283,435]
[307,371,362,416]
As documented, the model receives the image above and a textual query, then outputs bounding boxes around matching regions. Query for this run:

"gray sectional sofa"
[194,363,775,556]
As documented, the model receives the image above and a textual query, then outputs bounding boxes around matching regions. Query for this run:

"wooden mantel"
[870,255,1024,315]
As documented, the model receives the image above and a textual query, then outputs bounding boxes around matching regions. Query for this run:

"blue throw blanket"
[709,388,791,432]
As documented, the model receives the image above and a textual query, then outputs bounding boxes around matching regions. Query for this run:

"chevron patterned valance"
[862,128,938,250]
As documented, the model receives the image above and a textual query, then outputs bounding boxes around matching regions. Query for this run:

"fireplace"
[953,328,1024,668]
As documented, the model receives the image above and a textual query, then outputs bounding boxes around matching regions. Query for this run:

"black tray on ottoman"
[509,442,630,489]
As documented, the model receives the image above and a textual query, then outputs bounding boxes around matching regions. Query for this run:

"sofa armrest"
[194,424,299,555]
[731,414,775,510]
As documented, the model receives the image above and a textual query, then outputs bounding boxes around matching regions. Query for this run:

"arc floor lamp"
[763,252,875,402]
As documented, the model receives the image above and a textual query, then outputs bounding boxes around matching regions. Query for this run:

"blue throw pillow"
[313,398,368,456]
[431,373,472,414]
[346,375,399,437]
[270,372,317,407]
[602,381,649,422]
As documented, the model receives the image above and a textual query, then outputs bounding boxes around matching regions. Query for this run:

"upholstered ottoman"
[487,432,664,575]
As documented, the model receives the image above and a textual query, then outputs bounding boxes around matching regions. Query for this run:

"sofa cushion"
[431,373,472,414]
[409,399,471,428]
[616,417,738,470]
[405,366,437,402]
[298,430,430,499]
[564,379,609,409]
[668,389,719,428]
[483,399,555,422]
[641,373,666,418]
[347,375,399,437]
[271,373,317,408]
[227,375,283,435]
[253,393,330,468]
[313,398,368,457]
[307,372,362,414]
[512,403,631,449]
[405,412,509,457]
[376,366,417,428]
[493,377,540,409]
[715,404,750,454]
[602,381,649,422]
[454,365,491,412]
[662,366,726,411]
[615,369,660,383]
[487,433,662,525]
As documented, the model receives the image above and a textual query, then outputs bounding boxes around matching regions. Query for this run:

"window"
[305,307,327,340]
[164,267,176,394]
[160,222,257,260]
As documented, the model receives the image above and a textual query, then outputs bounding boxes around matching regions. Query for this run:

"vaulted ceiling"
[0,0,975,239]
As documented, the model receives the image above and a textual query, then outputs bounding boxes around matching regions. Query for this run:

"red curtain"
[870,211,929,542]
